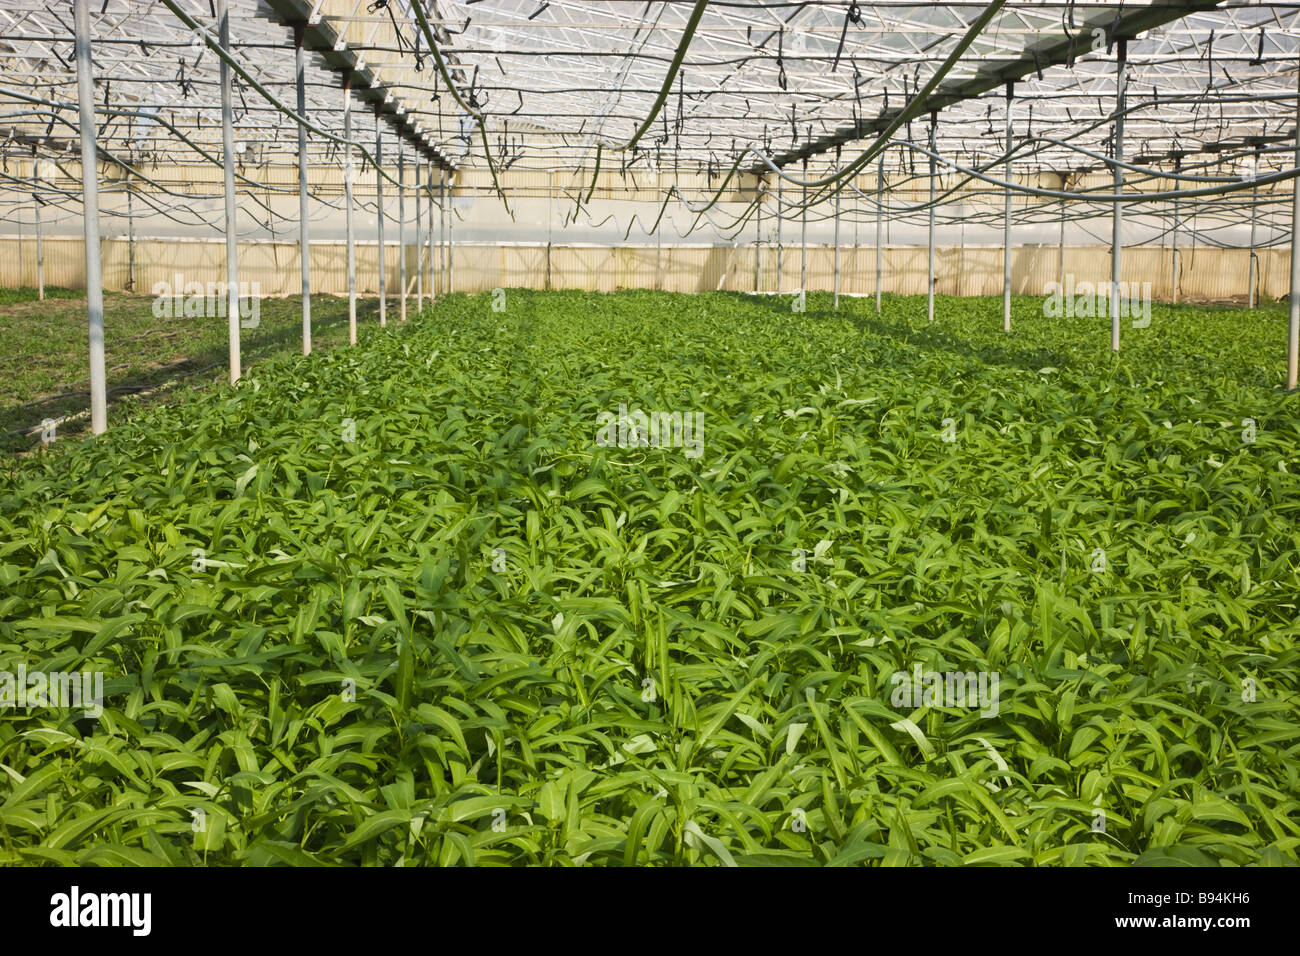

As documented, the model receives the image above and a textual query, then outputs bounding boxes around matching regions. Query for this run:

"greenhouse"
[0,0,1296,872]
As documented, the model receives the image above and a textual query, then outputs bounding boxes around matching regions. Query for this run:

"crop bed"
[0,288,370,455]
[1,289,1297,866]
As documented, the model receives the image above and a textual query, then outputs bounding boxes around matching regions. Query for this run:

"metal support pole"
[853,175,859,296]
[1288,56,1300,390]
[876,154,883,312]
[833,171,841,309]
[1003,82,1013,332]
[1171,157,1181,306]
[415,157,422,313]
[447,171,454,295]
[1058,173,1067,291]
[800,162,808,297]
[656,166,664,292]
[74,0,106,435]
[1111,38,1127,352]
[927,112,937,323]
[546,168,553,292]
[776,175,783,293]
[438,167,446,298]
[376,118,386,327]
[399,148,407,323]
[220,0,240,384]
[343,76,357,345]
[755,180,762,293]
[34,196,44,301]
[436,169,441,296]
[125,184,133,293]
[434,162,439,300]
[656,215,662,291]
[295,26,311,355]
[958,198,966,295]
[1249,145,1261,309]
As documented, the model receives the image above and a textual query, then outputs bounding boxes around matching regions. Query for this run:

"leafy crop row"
[0,289,1296,865]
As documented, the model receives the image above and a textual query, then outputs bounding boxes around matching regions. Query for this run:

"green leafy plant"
[0,289,1296,866]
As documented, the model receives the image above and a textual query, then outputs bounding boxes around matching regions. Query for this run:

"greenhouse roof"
[1,0,1298,186]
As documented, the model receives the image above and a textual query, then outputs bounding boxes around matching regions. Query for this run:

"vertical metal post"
[1058,173,1067,291]
[853,172,859,295]
[34,196,44,301]
[376,117,386,327]
[434,162,439,300]
[1171,156,1180,306]
[656,210,662,291]
[438,167,446,298]
[958,195,966,296]
[833,172,841,309]
[415,155,422,313]
[1288,55,1300,390]
[125,183,133,293]
[1003,82,1013,332]
[755,180,762,293]
[447,170,454,294]
[295,25,311,355]
[74,0,106,435]
[545,169,553,292]
[399,148,407,323]
[800,161,808,298]
[776,175,783,293]
[1111,38,1127,352]
[1248,144,1261,309]
[927,112,936,323]
[220,0,240,383]
[876,153,883,312]
[343,76,356,345]
[435,168,440,296]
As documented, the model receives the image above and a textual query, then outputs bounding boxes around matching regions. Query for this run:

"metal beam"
[260,0,452,169]
[750,1,1223,173]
